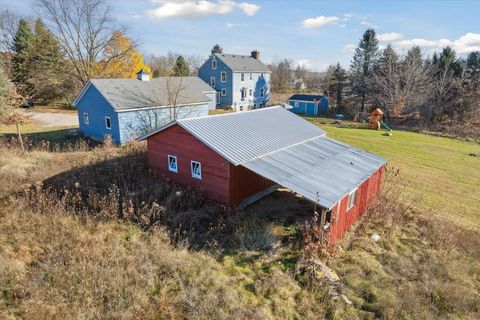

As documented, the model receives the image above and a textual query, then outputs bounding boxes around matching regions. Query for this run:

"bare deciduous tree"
[37,0,130,84]
[0,9,20,52]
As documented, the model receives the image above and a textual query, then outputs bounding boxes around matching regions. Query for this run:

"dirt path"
[18,109,78,127]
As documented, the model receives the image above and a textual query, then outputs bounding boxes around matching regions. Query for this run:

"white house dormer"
[137,68,150,81]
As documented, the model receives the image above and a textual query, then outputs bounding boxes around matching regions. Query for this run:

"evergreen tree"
[349,29,380,111]
[466,51,480,80]
[327,63,347,113]
[172,56,190,76]
[211,44,223,54]
[12,19,34,89]
[29,19,71,102]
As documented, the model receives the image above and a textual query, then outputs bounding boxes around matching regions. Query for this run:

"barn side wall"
[228,164,276,207]
[147,124,231,205]
[329,165,385,244]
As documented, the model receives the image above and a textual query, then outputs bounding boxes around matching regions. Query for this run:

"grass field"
[1,115,479,319]
[307,117,480,230]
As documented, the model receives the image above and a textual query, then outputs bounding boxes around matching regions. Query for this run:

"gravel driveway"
[19,109,78,127]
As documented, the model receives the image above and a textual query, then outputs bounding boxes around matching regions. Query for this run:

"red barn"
[141,107,386,244]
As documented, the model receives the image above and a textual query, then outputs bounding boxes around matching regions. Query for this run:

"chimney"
[137,68,150,81]
[251,50,260,60]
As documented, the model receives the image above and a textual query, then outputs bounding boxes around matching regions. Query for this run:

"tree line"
[0,0,207,109]
[325,29,480,126]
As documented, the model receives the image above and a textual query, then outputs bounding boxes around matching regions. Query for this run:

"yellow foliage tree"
[93,31,152,79]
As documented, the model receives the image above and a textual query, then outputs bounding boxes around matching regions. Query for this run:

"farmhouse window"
[168,155,178,173]
[241,88,246,100]
[210,76,215,87]
[105,116,111,130]
[212,59,217,69]
[221,72,226,82]
[191,161,202,179]
[241,73,244,81]
[221,88,226,96]
[249,73,252,80]
[347,189,357,210]
[83,113,89,125]
[249,89,252,96]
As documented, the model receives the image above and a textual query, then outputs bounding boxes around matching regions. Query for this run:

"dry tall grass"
[1,138,479,319]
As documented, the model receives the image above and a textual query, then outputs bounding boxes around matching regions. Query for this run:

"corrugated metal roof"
[176,107,326,165]
[214,53,271,73]
[89,77,214,111]
[242,136,387,209]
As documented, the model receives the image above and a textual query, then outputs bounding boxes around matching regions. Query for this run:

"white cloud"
[389,33,480,54]
[296,59,313,69]
[236,2,260,16]
[342,43,356,53]
[301,16,339,29]
[226,22,244,28]
[147,0,260,20]
[377,32,404,42]
[360,19,378,29]
[343,13,354,19]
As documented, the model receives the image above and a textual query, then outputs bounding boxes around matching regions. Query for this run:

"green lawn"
[307,117,480,230]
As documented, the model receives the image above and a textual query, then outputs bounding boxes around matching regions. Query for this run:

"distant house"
[198,50,271,111]
[73,70,215,144]
[289,93,329,116]
[140,107,386,244]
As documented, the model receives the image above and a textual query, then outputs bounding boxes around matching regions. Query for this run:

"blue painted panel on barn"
[76,84,121,143]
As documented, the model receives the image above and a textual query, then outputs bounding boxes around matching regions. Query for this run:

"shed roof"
[289,94,326,102]
[140,107,386,209]
[214,53,271,73]
[76,77,214,111]
[242,136,386,209]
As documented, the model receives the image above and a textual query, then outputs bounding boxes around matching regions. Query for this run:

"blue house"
[73,70,216,144]
[288,94,329,116]
[198,50,271,112]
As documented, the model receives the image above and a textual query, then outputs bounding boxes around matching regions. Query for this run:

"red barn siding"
[228,164,276,206]
[147,124,277,207]
[147,125,230,204]
[329,166,385,244]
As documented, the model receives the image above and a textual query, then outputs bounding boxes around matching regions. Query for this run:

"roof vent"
[137,68,150,81]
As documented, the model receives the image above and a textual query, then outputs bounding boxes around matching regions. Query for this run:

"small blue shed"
[288,94,329,116]
[73,70,216,144]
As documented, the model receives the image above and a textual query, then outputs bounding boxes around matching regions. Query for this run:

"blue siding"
[198,55,271,111]
[117,103,210,143]
[198,57,233,107]
[289,97,329,116]
[76,84,120,142]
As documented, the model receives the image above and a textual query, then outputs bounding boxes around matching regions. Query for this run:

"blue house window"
[210,76,215,87]
[83,113,89,125]
[105,116,111,130]
[260,88,264,97]
[221,88,226,96]
[221,72,226,82]
[212,59,217,69]
[168,155,178,173]
[294,101,299,108]
[191,161,202,179]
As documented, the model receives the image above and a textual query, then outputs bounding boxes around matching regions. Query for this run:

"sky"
[2,0,480,71]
